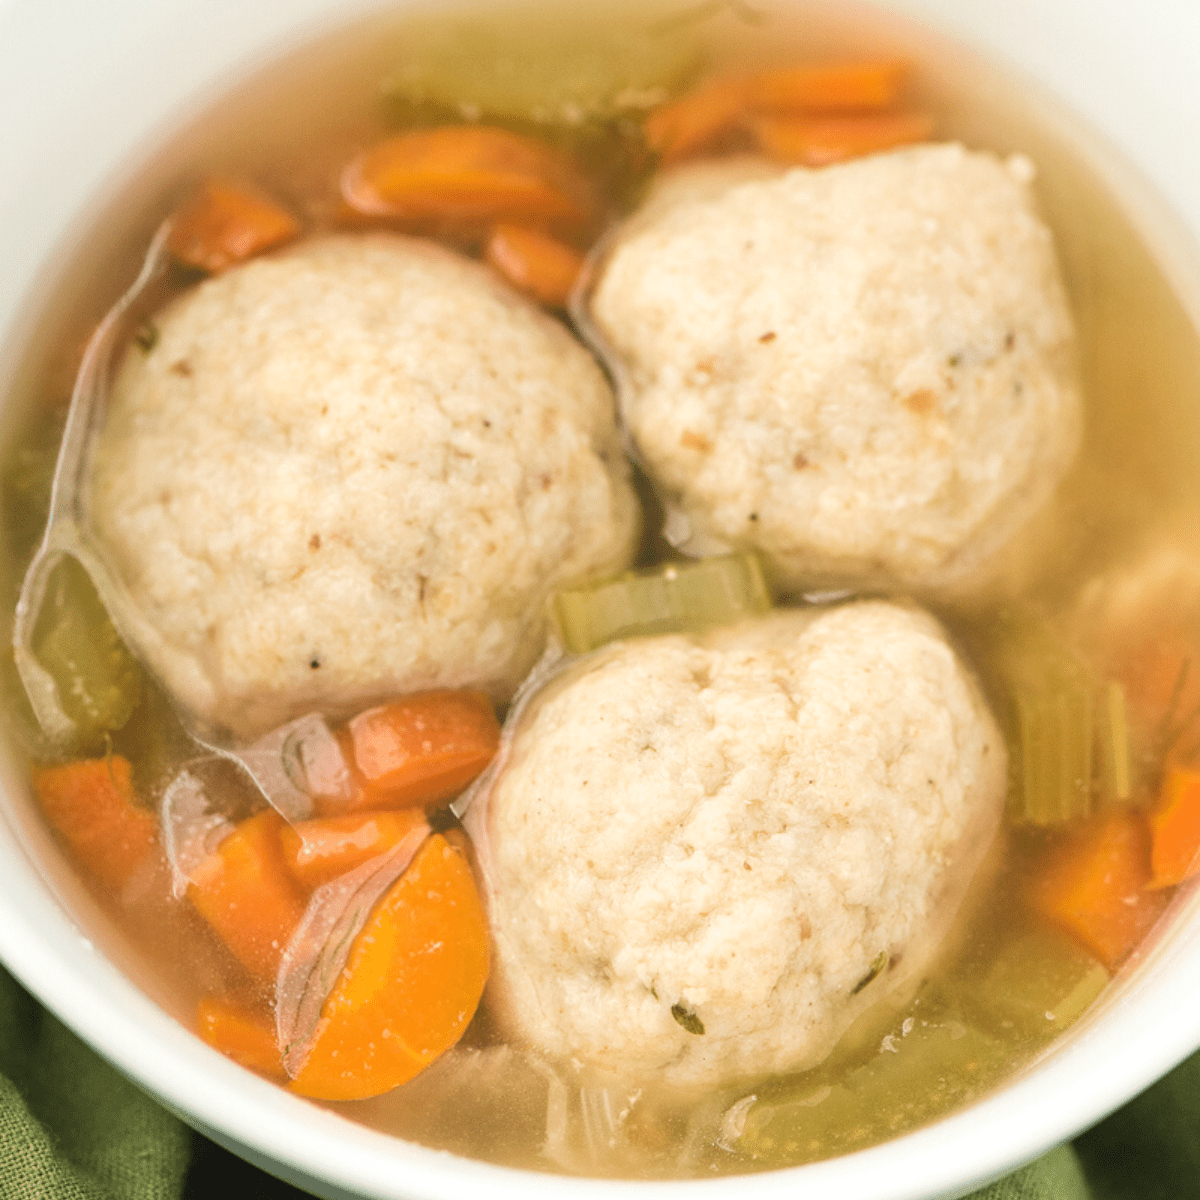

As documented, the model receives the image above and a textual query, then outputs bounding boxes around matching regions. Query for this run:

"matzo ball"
[588,143,1080,594]
[86,233,640,739]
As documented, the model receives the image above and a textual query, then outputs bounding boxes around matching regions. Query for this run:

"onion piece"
[275,818,432,1077]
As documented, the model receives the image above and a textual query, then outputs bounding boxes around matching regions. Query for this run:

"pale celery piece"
[977,610,1138,826]
[554,553,772,654]
[725,918,1109,1168]
[731,1010,1009,1164]
[1096,680,1135,805]
[113,680,197,799]
[382,3,702,127]
[956,925,1110,1039]
[992,614,1095,826]
[30,555,143,747]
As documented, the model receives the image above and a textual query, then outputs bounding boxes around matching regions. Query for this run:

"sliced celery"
[112,679,197,798]
[553,553,772,654]
[975,609,1141,826]
[29,555,143,747]
[1,403,67,573]
[381,4,701,127]
[730,1012,1009,1164]
[955,925,1109,1040]
[1096,681,1134,805]
[983,612,1095,827]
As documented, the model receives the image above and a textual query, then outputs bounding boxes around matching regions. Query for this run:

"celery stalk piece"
[956,925,1110,1040]
[29,555,143,749]
[381,3,703,127]
[1097,681,1135,805]
[977,608,1139,824]
[729,1012,1009,1165]
[986,612,1096,827]
[553,553,772,654]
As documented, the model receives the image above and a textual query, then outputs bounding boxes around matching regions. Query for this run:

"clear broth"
[2,0,1200,1181]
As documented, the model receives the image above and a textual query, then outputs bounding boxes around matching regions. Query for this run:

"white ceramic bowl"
[2,2,1200,1198]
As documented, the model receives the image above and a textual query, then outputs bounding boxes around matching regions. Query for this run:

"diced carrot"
[750,60,907,113]
[288,830,489,1100]
[313,690,500,817]
[1150,765,1200,888]
[167,179,301,274]
[484,224,585,308]
[341,126,594,231]
[32,755,157,894]
[752,111,933,166]
[280,809,431,893]
[188,809,307,985]
[196,995,285,1079]
[1027,811,1169,971]
[643,75,752,164]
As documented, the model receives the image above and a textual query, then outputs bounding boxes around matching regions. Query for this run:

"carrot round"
[188,809,307,984]
[167,179,300,273]
[750,60,907,113]
[341,126,594,231]
[1027,811,1169,971]
[1150,765,1200,888]
[32,755,157,893]
[196,995,285,1079]
[311,690,500,817]
[485,224,585,307]
[280,809,431,893]
[288,830,489,1100]
[752,111,933,166]
[643,75,751,164]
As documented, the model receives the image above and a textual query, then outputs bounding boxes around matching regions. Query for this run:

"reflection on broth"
[2,0,1200,1181]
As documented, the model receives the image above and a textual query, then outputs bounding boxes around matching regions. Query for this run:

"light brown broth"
[2,0,1200,1180]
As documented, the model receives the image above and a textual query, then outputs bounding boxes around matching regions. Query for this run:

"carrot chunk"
[32,756,157,893]
[1027,812,1169,971]
[188,809,307,984]
[311,690,500,816]
[341,126,594,231]
[289,831,489,1100]
[751,111,933,166]
[167,179,301,273]
[1150,765,1200,888]
[280,809,431,893]
[750,60,907,113]
[643,75,751,164]
[485,224,585,307]
[196,995,285,1079]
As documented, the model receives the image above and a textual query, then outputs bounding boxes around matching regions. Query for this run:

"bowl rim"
[3,1,1200,1197]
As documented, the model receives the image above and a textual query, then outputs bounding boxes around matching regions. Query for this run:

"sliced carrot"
[643,75,752,164]
[196,995,285,1079]
[188,809,307,985]
[750,60,907,113]
[280,809,430,893]
[167,179,301,273]
[288,830,489,1100]
[32,755,157,894]
[341,126,594,231]
[752,111,933,167]
[312,690,500,817]
[1150,765,1200,888]
[1027,811,1169,971]
[485,224,585,308]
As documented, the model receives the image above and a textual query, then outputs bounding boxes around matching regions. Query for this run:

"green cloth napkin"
[0,964,1195,1200]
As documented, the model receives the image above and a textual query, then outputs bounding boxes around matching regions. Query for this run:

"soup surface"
[3,0,1200,1180]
